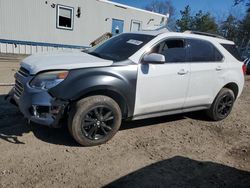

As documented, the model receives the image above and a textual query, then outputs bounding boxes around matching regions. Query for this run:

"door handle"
[216,66,223,71]
[178,69,189,75]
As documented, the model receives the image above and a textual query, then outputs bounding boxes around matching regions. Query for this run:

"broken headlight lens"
[29,71,68,90]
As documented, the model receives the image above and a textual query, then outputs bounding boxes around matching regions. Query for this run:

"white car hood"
[21,52,113,74]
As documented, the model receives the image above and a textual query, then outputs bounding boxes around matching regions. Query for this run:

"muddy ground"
[0,56,249,188]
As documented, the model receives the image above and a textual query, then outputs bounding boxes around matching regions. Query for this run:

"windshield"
[87,33,155,61]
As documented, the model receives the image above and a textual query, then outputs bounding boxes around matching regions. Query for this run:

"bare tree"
[234,0,250,11]
[145,0,174,15]
[145,0,176,29]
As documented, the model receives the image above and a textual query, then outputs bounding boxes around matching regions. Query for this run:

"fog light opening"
[30,105,51,118]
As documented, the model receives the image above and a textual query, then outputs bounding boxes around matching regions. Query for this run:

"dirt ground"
[0,56,250,188]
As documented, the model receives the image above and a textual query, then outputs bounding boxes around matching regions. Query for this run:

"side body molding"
[49,63,138,118]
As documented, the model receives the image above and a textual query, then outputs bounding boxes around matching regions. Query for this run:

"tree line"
[145,0,250,53]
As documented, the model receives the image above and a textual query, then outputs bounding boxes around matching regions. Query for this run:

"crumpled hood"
[21,52,113,74]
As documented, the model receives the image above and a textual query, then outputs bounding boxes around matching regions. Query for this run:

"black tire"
[206,88,235,121]
[68,95,122,146]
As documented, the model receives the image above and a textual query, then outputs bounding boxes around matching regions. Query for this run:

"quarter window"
[57,5,74,30]
[187,39,223,62]
[151,39,187,63]
[221,44,243,61]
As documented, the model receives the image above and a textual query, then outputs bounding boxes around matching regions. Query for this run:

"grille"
[18,67,30,77]
[14,80,24,98]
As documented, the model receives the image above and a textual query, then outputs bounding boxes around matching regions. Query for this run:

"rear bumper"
[7,72,68,127]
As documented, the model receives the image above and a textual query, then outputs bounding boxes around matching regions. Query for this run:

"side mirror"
[142,53,165,64]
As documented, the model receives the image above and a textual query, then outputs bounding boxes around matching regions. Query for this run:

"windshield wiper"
[88,52,116,61]
[88,52,103,58]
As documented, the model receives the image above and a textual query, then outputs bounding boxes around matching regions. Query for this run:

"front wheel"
[68,95,122,146]
[207,88,235,121]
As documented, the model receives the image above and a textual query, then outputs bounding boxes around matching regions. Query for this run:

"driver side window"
[151,39,187,63]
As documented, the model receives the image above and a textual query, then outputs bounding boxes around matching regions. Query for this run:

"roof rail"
[184,30,225,39]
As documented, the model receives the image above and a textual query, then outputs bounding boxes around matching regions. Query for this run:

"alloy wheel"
[217,94,234,117]
[81,106,115,140]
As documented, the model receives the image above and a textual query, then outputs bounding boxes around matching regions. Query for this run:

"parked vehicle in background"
[7,30,245,146]
[244,58,250,75]
[246,61,250,75]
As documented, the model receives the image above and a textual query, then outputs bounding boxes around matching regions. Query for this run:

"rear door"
[184,39,225,108]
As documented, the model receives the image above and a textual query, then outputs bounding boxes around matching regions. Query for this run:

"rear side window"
[221,44,243,61]
[187,39,223,62]
[151,39,187,63]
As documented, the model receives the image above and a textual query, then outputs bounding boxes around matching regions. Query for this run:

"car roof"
[130,29,168,36]
[130,30,234,45]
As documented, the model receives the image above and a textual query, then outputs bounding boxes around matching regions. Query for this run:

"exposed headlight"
[30,71,68,90]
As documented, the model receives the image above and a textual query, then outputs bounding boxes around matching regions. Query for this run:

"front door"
[134,39,191,117]
[112,19,124,35]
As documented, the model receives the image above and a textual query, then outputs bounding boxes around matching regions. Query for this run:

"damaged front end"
[6,67,69,128]
[29,99,69,128]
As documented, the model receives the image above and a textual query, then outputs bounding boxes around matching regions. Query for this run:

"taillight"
[242,64,247,75]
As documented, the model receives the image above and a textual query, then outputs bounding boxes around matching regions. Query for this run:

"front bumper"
[7,71,68,127]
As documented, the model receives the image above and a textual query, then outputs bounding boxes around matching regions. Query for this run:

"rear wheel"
[68,95,122,146]
[207,88,235,121]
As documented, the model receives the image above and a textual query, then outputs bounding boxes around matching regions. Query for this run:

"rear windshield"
[221,44,243,61]
[87,33,155,62]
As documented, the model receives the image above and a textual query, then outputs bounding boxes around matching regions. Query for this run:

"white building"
[0,0,167,54]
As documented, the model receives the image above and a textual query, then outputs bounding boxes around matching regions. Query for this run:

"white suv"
[7,30,245,146]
